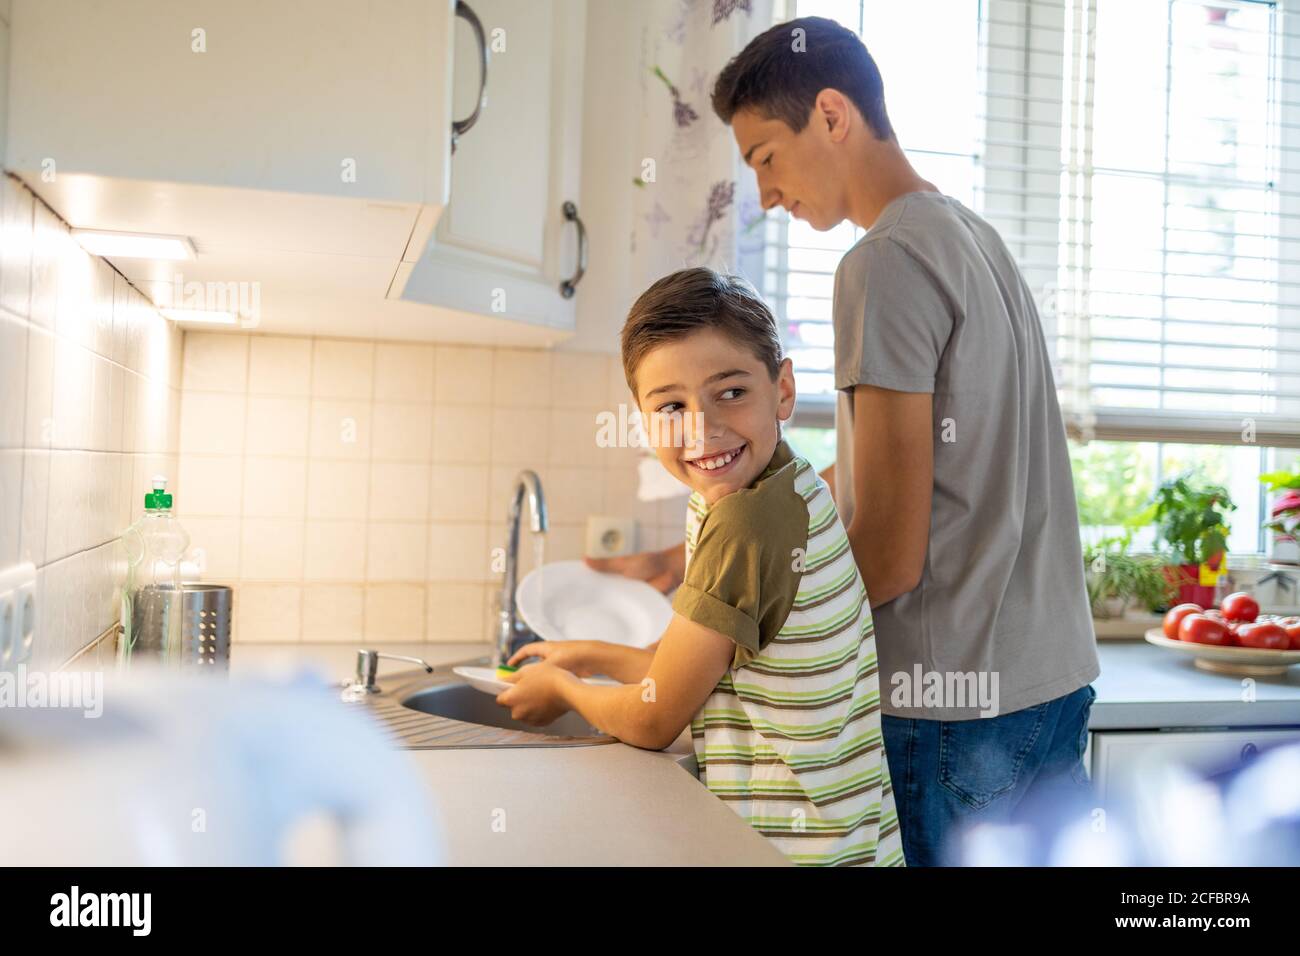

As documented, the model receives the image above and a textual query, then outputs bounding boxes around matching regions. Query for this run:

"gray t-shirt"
[833,190,1098,721]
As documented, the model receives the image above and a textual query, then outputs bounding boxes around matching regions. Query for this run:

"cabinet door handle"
[560,201,587,299]
[451,1,489,154]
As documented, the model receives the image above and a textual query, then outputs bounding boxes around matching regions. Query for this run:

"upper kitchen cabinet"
[3,0,581,344]
[391,0,588,338]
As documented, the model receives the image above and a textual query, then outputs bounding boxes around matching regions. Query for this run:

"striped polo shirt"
[672,439,905,867]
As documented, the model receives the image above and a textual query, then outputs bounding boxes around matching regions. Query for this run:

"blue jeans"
[881,684,1097,866]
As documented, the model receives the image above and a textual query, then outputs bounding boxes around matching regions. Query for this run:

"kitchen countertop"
[232,641,788,866]
[1091,639,1300,731]
[227,638,1300,865]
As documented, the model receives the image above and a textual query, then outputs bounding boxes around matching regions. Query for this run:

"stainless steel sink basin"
[359,658,616,750]
[402,683,604,737]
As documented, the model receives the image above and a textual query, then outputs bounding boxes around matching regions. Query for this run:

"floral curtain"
[629,0,774,291]
[628,1,775,503]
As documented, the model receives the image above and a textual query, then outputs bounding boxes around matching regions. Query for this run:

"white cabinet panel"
[1092,727,1300,799]
[396,0,587,336]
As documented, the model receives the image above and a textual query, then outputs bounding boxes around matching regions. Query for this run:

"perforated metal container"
[128,584,232,670]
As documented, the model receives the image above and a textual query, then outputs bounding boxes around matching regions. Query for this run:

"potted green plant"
[1134,474,1236,606]
[1083,534,1177,618]
[1259,465,1300,566]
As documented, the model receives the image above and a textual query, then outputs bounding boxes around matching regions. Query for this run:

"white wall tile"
[492,348,551,406]
[248,335,312,396]
[543,466,607,525]
[427,523,491,582]
[427,582,487,643]
[301,584,364,642]
[0,175,34,318]
[19,448,49,567]
[182,332,248,393]
[371,401,432,462]
[374,342,434,403]
[308,399,370,459]
[311,339,373,399]
[0,449,22,565]
[490,407,550,464]
[432,405,491,464]
[306,460,369,520]
[180,391,246,455]
[303,520,367,581]
[369,462,430,521]
[364,583,425,641]
[241,457,307,518]
[552,352,610,408]
[49,337,92,449]
[429,464,489,522]
[244,395,310,456]
[547,407,606,469]
[184,515,242,580]
[90,258,115,359]
[178,455,244,516]
[22,322,53,448]
[365,522,427,582]
[434,345,493,404]
[0,311,27,448]
[235,583,302,643]
[239,517,304,580]
[28,202,62,331]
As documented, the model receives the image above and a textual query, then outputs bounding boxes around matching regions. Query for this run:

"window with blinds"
[767,0,1300,447]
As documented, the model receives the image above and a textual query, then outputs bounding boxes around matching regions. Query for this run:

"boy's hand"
[506,640,599,676]
[585,543,684,594]
[496,662,578,726]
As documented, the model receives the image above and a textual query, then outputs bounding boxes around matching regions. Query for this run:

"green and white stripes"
[684,454,905,867]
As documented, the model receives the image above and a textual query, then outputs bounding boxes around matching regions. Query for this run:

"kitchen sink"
[359,658,617,750]
[402,683,604,737]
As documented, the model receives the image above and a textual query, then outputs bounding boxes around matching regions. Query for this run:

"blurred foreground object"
[0,666,443,865]
[958,744,1300,866]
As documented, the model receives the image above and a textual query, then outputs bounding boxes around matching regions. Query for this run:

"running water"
[532,533,547,618]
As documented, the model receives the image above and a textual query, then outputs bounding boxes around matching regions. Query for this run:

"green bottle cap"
[144,475,173,510]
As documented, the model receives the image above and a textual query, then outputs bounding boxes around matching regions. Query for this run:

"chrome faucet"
[496,470,548,665]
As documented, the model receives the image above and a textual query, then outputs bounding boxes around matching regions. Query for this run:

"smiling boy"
[498,268,904,867]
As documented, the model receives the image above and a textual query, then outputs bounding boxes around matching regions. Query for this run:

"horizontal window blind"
[1047,0,1300,445]
[766,0,1300,446]
[767,0,983,427]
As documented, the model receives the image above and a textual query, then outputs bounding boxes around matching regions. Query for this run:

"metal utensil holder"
[128,584,232,670]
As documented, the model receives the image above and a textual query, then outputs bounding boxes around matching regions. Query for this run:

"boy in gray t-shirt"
[706,16,1099,865]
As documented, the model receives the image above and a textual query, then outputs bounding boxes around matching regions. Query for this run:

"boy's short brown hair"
[621,267,783,398]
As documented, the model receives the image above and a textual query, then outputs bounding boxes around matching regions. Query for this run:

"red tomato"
[1278,617,1300,651]
[1163,603,1203,640]
[1237,622,1290,651]
[1179,613,1232,646]
[1220,592,1260,623]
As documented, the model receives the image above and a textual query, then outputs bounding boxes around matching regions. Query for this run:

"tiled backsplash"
[0,173,183,669]
[178,333,688,644]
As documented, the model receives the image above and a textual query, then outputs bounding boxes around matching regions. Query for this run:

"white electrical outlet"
[0,563,37,669]
[585,517,638,559]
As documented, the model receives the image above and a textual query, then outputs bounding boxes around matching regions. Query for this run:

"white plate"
[516,560,671,648]
[1144,628,1300,676]
[454,665,622,696]
[453,666,514,694]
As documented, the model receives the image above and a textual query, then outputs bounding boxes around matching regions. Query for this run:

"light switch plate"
[585,517,638,559]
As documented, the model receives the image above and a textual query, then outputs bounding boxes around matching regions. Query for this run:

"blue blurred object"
[957,743,1300,866]
[0,665,444,865]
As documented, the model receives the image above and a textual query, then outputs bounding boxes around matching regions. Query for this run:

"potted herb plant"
[1083,534,1177,618]
[1260,465,1300,566]
[1135,474,1237,607]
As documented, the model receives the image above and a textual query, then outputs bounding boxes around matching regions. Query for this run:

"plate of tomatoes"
[1146,592,1300,676]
